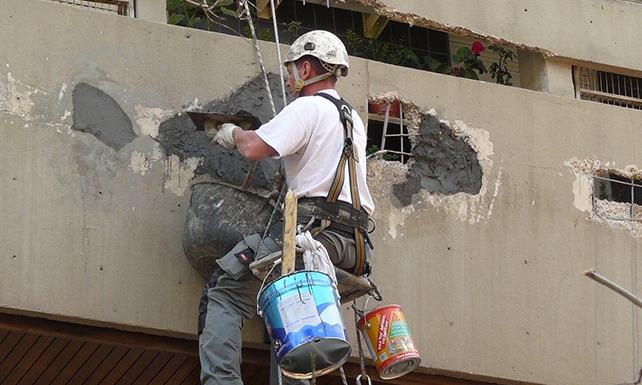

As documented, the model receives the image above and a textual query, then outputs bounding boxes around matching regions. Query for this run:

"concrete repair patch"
[72,82,136,151]
[156,73,286,191]
[392,112,483,207]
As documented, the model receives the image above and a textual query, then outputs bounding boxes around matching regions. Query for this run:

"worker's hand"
[213,123,239,150]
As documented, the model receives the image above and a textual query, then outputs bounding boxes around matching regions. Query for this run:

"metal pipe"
[583,268,642,310]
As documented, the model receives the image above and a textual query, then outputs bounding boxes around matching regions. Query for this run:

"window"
[593,173,642,220]
[574,66,642,110]
[211,1,450,70]
[366,101,413,164]
[50,0,130,16]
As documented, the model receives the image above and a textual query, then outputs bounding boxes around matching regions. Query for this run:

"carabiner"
[355,374,372,385]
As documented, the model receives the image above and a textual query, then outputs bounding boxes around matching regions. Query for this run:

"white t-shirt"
[255,89,374,215]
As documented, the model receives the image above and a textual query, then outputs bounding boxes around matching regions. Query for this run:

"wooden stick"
[281,190,297,275]
[583,268,642,310]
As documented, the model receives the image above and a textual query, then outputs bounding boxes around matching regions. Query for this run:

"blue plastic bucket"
[258,271,351,379]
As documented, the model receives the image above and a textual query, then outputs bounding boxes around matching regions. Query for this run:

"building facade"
[2,0,642,384]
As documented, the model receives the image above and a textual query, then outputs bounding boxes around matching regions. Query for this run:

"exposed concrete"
[518,50,548,93]
[567,157,642,238]
[135,0,167,23]
[545,60,576,99]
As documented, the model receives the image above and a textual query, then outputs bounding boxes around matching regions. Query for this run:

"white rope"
[240,0,277,117]
[269,0,288,107]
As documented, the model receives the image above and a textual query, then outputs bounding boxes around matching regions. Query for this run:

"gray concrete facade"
[3,1,642,384]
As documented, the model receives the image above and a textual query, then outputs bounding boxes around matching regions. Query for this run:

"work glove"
[213,123,239,150]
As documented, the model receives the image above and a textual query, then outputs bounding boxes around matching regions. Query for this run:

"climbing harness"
[309,92,373,276]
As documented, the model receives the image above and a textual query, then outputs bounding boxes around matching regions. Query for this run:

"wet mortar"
[392,113,483,207]
[156,73,287,191]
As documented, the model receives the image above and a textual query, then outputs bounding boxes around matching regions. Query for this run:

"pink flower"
[471,42,485,55]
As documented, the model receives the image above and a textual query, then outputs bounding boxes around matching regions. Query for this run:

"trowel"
[188,110,263,190]
[187,110,262,139]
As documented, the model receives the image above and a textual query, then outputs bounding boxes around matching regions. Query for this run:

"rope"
[240,0,277,117]
[353,300,369,382]
[339,366,348,385]
[268,0,288,107]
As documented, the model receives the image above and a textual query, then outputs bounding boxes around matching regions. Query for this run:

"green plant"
[488,45,515,86]
[366,145,400,161]
[167,0,236,30]
[345,29,413,67]
[423,41,515,85]
[258,27,275,42]
[598,180,609,200]
[283,21,302,41]
[345,29,363,56]
[450,42,488,80]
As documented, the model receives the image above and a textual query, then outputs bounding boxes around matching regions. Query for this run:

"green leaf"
[463,68,479,80]
[456,46,474,59]
[188,16,202,27]
[436,63,452,74]
[168,13,184,24]
[167,0,181,10]
[218,0,233,6]
[220,6,237,17]
[425,56,442,71]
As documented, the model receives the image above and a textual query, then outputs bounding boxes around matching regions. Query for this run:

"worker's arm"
[233,128,278,160]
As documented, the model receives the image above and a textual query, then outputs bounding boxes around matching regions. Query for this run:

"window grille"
[574,66,642,110]
[367,104,413,164]
[50,0,129,16]
[593,174,642,221]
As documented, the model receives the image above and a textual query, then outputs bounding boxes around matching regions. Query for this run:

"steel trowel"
[187,110,262,139]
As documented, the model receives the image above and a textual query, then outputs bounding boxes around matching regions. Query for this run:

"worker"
[198,30,375,385]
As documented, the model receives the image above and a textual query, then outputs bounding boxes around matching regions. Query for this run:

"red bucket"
[356,305,421,379]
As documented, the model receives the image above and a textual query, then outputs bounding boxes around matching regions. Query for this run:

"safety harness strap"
[312,92,370,275]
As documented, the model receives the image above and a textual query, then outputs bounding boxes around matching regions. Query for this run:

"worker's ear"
[300,60,313,80]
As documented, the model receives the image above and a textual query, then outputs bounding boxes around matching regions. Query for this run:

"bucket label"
[278,291,322,335]
[389,311,411,338]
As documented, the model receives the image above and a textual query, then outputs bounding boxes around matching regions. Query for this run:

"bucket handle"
[256,258,282,316]
[356,374,372,385]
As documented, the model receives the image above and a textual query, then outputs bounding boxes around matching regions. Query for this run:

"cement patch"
[393,113,483,206]
[72,83,136,151]
[156,73,286,191]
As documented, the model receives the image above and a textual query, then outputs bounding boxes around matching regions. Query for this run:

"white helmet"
[285,30,349,78]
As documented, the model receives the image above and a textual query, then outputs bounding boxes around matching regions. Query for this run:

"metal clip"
[356,374,372,385]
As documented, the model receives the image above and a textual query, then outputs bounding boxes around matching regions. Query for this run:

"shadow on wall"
[393,113,483,207]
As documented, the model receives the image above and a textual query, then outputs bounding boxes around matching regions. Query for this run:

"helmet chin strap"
[291,62,334,98]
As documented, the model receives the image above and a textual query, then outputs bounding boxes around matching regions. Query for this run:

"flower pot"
[368,100,401,118]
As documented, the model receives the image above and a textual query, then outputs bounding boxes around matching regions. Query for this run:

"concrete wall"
[136,0,167,23]
[383,0,642,72]
[2,1,642,384]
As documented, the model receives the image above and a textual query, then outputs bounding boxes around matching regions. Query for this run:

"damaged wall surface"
[3,1,642,385]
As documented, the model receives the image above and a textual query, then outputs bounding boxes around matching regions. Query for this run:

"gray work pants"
[199,227,370,385]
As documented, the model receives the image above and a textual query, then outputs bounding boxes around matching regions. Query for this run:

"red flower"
[452,67,462,77]
[471,42,486,55]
